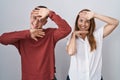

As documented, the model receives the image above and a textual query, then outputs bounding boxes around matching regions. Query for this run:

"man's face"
[31,15,47,29]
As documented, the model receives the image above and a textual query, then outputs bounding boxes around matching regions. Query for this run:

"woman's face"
[77,11,90,31]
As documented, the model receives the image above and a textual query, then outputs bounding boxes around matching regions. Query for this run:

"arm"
[66,30,88,56]
[49,11,71,42]
[0,28,46,45]
[0,30,30,45]
[32,8,71,41]
[85,11,119,38]
[66,33,76,56]
[93,13,119,38]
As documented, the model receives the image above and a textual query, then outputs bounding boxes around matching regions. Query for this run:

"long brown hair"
[74,9,96,52]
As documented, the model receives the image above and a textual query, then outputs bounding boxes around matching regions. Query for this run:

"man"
[0,6,71,80]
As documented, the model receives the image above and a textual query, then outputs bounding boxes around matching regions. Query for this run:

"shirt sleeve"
[0,30,30,45]
[94,27,104,43]
[49,11,71,42]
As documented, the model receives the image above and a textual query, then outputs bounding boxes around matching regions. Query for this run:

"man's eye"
[33,16,36,19]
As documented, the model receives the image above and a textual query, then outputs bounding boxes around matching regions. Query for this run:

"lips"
[80,26,88,31]
[81,26,86,29]
[81,26,87,30]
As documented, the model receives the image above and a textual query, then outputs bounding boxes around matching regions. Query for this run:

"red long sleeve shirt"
[0,11,71,80]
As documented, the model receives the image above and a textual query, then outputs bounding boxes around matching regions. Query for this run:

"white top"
[67,27,104,80]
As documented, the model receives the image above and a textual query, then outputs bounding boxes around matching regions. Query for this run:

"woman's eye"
[80,19,83,22]
[86,20,90,23]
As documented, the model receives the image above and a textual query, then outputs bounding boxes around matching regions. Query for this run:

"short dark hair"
[34,6,47,10]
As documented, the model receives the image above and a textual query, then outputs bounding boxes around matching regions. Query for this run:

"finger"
[31,13,39,17]
[31,11,40,17]
[33,9,39,12]
[31,10,39,14]
[36,31,45,36]
[81,31,89,33]
[77,31,89,34]
[39,35,44,38]
[33,29,44,33]
[36,34,45,38]
[32,37,38,41]
[76,34,82,38]
[38,32,45,36]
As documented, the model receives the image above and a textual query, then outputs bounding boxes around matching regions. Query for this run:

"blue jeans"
[54,76,57,80]
[66,75,103,80]
[66,76,70,80]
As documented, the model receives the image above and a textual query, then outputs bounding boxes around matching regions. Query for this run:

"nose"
[34,20,39,25]
[81,21,86,26]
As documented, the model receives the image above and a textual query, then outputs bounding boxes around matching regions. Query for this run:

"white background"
[0,0,120,80]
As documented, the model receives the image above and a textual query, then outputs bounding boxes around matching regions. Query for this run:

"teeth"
[81,27,85,29]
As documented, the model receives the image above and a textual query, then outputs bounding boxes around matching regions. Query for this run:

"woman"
[66,9,119,80]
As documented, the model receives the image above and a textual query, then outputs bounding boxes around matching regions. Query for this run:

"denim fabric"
[66,76,70,80]
[101,76,103,80]
[66,75,103,80]
[54,76,57,80]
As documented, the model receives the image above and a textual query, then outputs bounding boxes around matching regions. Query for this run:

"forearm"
[93,13,119,37]
[49,11,71,41]
[49,11,71,33]
[94,13,119,26]
[0,30,30,45]
[67,34,76,56]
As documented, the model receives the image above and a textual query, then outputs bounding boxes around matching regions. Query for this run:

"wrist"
[48,11,55,18]
[93,12,98,18]
[72,32,76,38]
[46,9,50,16]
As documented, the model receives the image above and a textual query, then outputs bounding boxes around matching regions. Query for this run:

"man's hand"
[30,29,45,41]
[31,8,50,20]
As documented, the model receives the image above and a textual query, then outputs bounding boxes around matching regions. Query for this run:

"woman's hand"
[86,11,94,20]
[79,11,95,20]
[73,31,88,38]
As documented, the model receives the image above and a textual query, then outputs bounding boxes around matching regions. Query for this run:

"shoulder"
[44,28,56,31]
[94,27,104,35]
[43,28,57,34]
[94,27,104,40]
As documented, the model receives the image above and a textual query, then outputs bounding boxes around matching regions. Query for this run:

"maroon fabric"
[0,11,71,80]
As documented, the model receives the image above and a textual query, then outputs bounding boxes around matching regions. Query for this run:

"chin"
[38,27,42,29]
